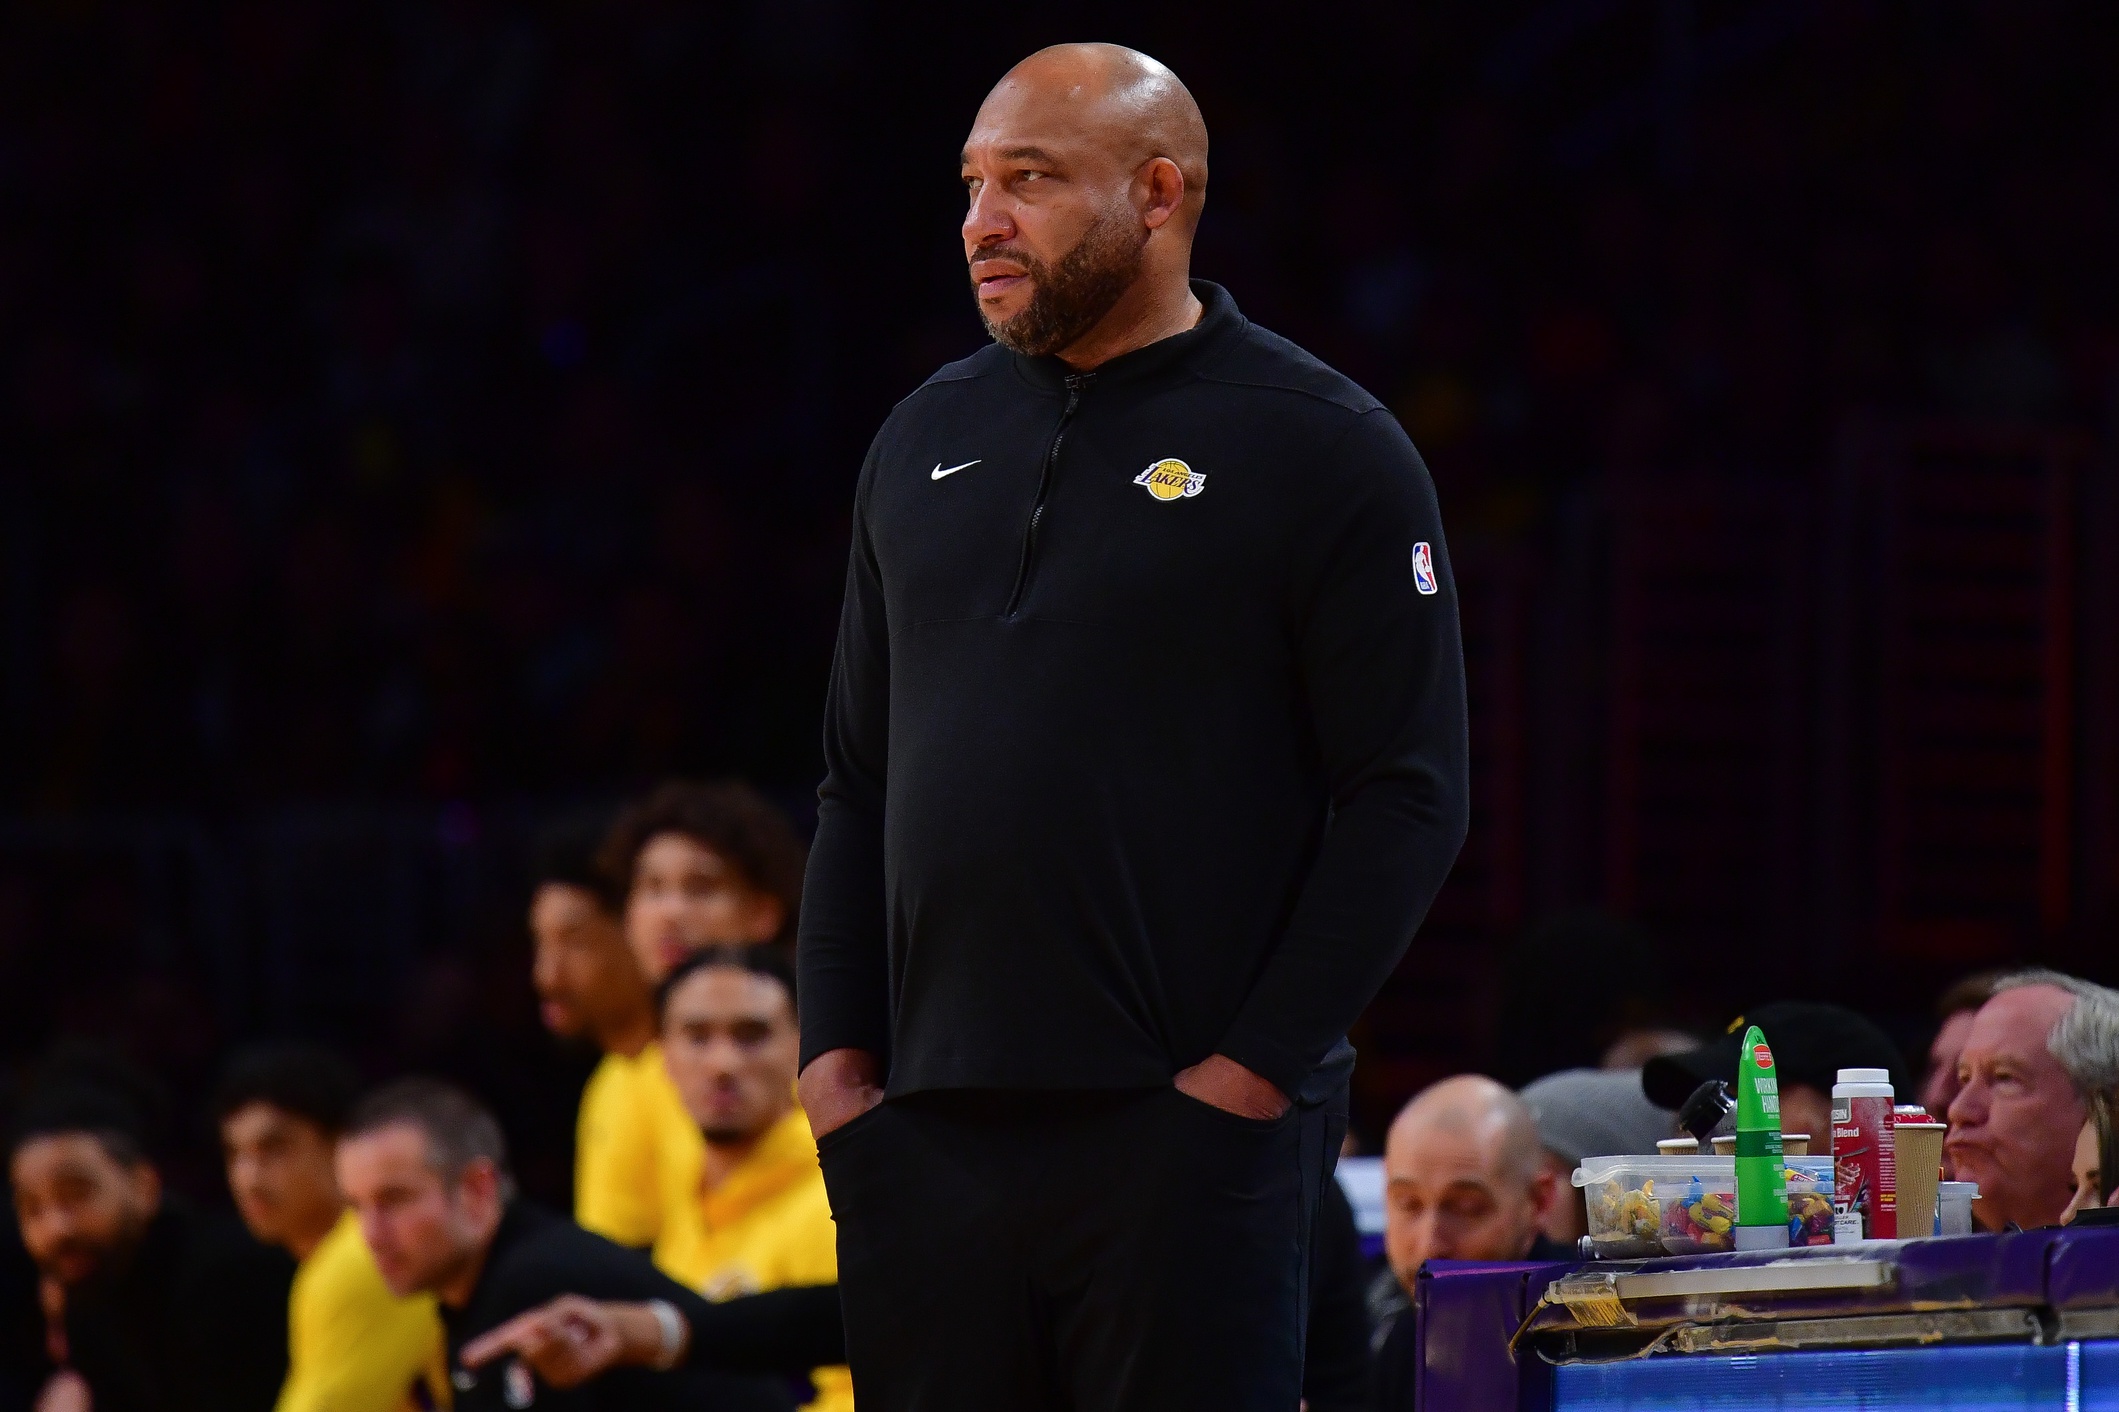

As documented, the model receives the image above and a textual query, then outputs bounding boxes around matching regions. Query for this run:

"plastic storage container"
[1937,1180,1979,1237]
[1575,1155,1836,1258]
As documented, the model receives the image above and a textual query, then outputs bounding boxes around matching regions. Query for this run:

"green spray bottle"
[1733,1024,1791,1251]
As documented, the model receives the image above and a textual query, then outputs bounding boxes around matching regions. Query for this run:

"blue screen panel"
[1551,1340,2119,1411]
[2087,1340,2119,1410]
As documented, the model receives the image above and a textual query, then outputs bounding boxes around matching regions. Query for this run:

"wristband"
[645,1300,686,1372]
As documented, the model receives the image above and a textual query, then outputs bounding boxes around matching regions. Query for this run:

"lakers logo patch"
[1133,458,1205,501]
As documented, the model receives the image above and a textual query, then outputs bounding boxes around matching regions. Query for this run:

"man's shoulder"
[173,1203,295,1303]
[856,343,1017,465]
[489,1203,603,1266]
[1195,318,1386,420]
[478,1205,672,1311]
[295,1210,372,1297]
[894,343,1015,410]
[581,1044,671,1118]
[580,1047,630,1098]
[581,1047,693,1142]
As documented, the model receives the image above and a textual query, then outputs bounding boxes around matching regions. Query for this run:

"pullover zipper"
[1003,371,1093,619]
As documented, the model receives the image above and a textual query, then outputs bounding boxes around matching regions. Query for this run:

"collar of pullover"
[1012,279,1245,393]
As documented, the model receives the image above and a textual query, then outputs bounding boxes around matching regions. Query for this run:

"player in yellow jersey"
[528,821,698,1248]
[214,1046,447,1412]
[543,784,806,1261]
[653,947,850,1412]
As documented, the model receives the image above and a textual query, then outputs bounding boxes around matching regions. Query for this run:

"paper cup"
[1895,1123,1947,1239]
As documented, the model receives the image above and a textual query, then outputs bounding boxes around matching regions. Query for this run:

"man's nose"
[963,183,1013,253]
[1948,1078,1986,1128]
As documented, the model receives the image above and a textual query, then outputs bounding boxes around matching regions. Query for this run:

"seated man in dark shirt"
[334,1077,794,1412]
[9,1079,291,1412]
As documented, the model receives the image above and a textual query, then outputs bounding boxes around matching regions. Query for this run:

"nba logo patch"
[1412,542,1438,595]
[504,1361,537,1408]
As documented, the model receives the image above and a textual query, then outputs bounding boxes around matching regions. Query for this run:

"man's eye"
[1019,170,1043,182]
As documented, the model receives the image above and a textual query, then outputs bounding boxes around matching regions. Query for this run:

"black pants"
[817,1084,1347,1412]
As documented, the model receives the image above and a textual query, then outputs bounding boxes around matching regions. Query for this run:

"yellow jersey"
[655,1107,851,1412]
[276,1209,447,1412]
[573,1042,704,1249]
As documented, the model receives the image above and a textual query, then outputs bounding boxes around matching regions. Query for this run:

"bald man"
[1382,1077,1566,1284]
[1370,1078,1567,1412]
[798,43,1466,1411]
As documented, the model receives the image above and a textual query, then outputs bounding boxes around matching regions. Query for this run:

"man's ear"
[131,1161,163,1218]
[460,1157,503,1224]
[1137,156,1186,231]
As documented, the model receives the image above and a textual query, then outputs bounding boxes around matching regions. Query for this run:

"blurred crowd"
[6,2,2118,810]
[5,772,2115,1411]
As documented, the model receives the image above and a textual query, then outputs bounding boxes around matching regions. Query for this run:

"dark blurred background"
[3,0,2118,1190]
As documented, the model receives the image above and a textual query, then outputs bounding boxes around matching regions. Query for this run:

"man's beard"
[973,208,1148,358]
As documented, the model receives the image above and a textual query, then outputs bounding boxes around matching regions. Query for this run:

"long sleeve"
[455,1213,794,1412]
[667,1285,847,1376]
[798,451,895,1070]
[1215,409,1470,1100]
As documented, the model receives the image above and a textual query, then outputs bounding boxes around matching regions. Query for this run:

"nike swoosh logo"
[931,459,980,480]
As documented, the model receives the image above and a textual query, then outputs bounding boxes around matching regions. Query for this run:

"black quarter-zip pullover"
[798,282,1468,1102]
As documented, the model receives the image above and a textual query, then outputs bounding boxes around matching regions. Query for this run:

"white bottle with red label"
[1831,1067,1896,1240]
